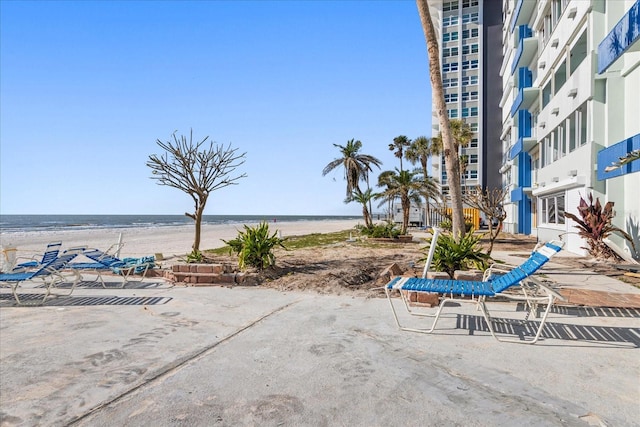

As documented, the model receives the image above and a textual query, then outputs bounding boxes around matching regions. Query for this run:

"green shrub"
[356,221,401,238]
[184,249,204,263]
[223,221,286,270]
[424,230,490,279]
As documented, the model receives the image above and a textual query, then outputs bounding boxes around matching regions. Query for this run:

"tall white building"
[501,0,640,257]
[429,0,504,197]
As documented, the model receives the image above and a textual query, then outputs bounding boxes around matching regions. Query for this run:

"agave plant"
[564,193,635,259]
[223,222,286,270]
[424,230,490,279]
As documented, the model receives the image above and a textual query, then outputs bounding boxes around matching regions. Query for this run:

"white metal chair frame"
[385,228,566,344]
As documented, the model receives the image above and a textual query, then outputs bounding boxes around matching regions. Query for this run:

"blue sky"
[1,0,433,215]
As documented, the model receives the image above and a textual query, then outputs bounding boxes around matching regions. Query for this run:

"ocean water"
[0,214,361,233]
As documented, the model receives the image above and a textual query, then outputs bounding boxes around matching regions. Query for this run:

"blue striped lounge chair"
[385,229,565,344]
[0,249,83,305]
[14,242,63,270]
[68,245,154,288]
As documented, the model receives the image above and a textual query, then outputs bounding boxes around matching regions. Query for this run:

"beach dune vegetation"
[425,230,490,279]
[147,129,247,253]
[223,221,286,270]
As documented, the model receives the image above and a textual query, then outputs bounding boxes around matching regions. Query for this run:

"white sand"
[1,220,360,261]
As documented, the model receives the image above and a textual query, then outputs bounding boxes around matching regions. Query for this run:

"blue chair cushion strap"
[0,272,32,281]
[545,242,562,252]
[70,262,112,269]
[397,277,495,297]
[386,276,404,289]
[16,261,38,268]
[82,249,121,266]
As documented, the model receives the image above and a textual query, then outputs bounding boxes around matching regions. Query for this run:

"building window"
[444,93,459,103]
[551,0,564,27]
[469,170,478,179]
[470,138,478,148]
[448,109,459,118]
[462,28,479,39]
[443,62,459,73]
[462,0,479,8]
[461,91,478,101]
[540,193,565,226]
[470,123,478,132]
[469,154,478,164]
[443,15,460,27]
[462,44,479,54]
[462,106,478,117]
[554,61,567,94]
[462,12,478,23]
[578,103,587,146]
[443,47,459,57]
[443,31,459,43]
[542,81,552,108]
[443,78,459,88]
[568,113,577,152]
[443,1,459,12]
[461,75,478,86]
[570,31,587,74]
[461,60,478,70]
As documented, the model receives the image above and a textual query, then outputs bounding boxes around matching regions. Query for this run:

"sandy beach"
[0,219,361,262]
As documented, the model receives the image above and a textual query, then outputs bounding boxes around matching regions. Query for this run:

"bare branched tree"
[463,186,508,255]
[147,130,247,252]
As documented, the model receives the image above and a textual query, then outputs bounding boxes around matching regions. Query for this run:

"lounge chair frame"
[14,242,62,270]
[68,244,152,288]
[0,249,83,305]
[385,229,565,344]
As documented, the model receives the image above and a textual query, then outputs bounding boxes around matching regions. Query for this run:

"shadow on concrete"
[457,314,640,347]
[0,293,172,307]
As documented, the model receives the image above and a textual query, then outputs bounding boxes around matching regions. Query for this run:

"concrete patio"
[1,259,639,426]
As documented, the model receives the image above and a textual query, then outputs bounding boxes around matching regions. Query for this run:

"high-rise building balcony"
[509,135,537,159]
[510,86,538,117]
[511,26,537,75]
[509,0,537,33]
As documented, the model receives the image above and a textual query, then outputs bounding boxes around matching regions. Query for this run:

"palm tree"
[406,136,440,225]
[322,139,382,200]
[377,169,424,235]
[388,135,412,172]
[323,139,382,226]
[432,119,474,153]
[432,120,473,194]
[350,188,377,228]
[416,0,465,238]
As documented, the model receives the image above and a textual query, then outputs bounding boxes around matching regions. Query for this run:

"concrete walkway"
[1,274,639,426]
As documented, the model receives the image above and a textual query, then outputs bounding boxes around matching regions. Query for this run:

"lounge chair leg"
[479,294,556,344]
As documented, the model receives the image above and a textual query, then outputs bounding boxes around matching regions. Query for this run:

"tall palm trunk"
[401,193,411,235]
[416,0,465,239]
[362,203,372,228]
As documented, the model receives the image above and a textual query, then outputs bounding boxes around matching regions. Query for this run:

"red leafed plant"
[564,193,635,259]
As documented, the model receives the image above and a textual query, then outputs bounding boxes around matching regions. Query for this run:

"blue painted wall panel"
[598,0,640,73]
[597,133,640,180]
